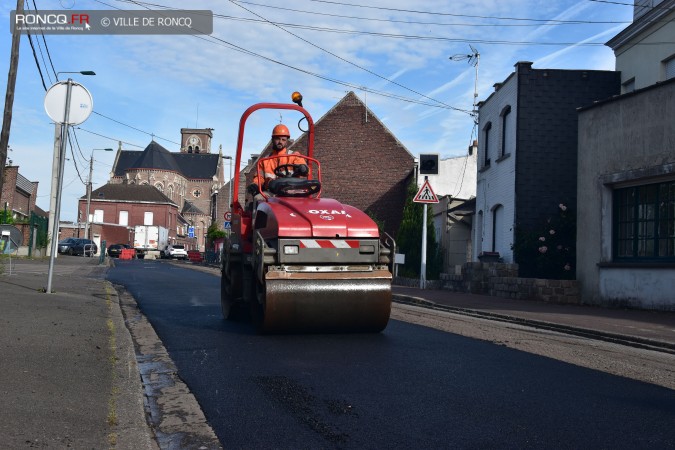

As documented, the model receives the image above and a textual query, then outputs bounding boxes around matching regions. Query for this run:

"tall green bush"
[395,179,443,279]
[0,210,13,224]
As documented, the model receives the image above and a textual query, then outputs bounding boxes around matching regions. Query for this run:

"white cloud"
[1,0,631,220]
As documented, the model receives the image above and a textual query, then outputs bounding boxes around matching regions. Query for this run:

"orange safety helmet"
[272,124,290,138]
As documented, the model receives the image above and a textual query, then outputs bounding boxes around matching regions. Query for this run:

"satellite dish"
[44,81,94,125]
[0,225,24,254]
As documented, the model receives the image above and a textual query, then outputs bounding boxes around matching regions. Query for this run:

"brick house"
[1,165,48,254]
[233,91,416,238]
[77,184,189,249]
[473,61,620,275]
[106,128,225,251]
[1,166,38,223]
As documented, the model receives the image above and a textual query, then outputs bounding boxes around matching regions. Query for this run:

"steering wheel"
[273,163,308,178]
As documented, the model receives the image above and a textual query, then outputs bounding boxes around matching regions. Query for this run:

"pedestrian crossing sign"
[413,179,439,203]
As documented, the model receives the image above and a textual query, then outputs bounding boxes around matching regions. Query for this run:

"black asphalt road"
[107,260,675,449]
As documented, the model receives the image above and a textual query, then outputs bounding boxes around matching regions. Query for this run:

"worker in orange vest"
[248,124,308,198]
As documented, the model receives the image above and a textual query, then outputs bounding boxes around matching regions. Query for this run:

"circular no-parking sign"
[44,81,93,125]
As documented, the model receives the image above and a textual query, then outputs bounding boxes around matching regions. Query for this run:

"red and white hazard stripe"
[299,239,360,249]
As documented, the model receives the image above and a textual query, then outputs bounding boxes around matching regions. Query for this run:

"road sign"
[223,221,231,229]
[44,81,93,125]
[224,211,232,221]
[419,154,439,175]
[413,178,439,203]
[188,226,195,238]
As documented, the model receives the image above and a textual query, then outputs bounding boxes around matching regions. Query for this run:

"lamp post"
[223,155,233,210]
[47,70,96,257]
[45,70,95,294]
[56,70,96,80]
[84,148,113,240]
[212,188,219,220]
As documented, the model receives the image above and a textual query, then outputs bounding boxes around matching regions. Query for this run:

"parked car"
[61,238,98,256]
[162,244,188,260]
[107,243,131,258]
[57,238,80,254]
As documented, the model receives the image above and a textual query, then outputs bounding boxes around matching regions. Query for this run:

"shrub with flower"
[512,203,576,280]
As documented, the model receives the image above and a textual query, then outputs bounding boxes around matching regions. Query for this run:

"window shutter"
[665,57,675,81]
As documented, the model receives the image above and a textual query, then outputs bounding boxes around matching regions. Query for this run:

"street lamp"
[47,71,97,252]
[223,155,233,211]
[46,70,96,294]
[55,70,96,80]
[84,148,113,240]
[212,188,219,220]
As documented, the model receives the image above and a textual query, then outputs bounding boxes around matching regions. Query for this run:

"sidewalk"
[392,285,675,350]
[0,255,156,449]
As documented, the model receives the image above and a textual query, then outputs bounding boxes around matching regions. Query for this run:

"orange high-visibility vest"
[253,148,307,190]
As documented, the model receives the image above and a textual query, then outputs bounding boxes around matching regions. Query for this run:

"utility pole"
[84,148,112,240]
[84,156,93,240]
[0,0,24,198]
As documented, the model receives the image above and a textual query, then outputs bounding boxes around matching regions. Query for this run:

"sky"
[0,0,634,222]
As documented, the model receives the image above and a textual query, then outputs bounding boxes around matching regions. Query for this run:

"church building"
[99,128,225,251]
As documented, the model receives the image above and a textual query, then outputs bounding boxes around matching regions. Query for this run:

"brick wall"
[1,166,18,211]
[76,199,179,241]
[438,262,580,304]
[292,92,415,237]
[515,64,621,230]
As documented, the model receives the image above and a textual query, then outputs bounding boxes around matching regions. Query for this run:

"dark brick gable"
[514,65,621,230]
[291,91,415,236]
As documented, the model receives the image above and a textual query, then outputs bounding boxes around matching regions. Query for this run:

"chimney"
[468,140,477,156]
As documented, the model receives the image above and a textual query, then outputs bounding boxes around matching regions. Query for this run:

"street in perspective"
[2,1,675,449]
[1,256,674,448]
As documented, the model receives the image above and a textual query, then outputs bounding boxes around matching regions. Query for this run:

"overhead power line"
[91,111,181,145]
[235,0,630,25]
[76,127,145,149]
[229,0,466,112]
[302,0,625,22]
[111,0,472,112]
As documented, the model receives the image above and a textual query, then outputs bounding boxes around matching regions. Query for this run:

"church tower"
[180,128,214,154]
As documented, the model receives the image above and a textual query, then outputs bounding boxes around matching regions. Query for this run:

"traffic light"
[419,154,439,175]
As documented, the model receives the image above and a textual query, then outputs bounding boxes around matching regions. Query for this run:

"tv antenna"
[450,45,480,122]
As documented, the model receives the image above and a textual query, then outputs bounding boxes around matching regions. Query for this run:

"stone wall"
[408,261,581,304]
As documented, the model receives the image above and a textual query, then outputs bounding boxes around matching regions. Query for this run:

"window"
[613,181,675,261]
[491,204,503,253]
[119,211,128,226]
[664,55,675,81]
[93,209,104,223]
[500,106,512,158]
[155,182,164,193]
[144,212,154,226]
[483,122,492,167]
[476,210,484,255]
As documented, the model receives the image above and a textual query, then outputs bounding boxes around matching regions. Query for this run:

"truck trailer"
[133,225,168,259]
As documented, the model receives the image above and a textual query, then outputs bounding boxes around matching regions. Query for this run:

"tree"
[395,179,443,279]
[206,222,225,240]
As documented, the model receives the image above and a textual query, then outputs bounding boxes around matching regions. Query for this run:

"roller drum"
[259,269,392,333]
